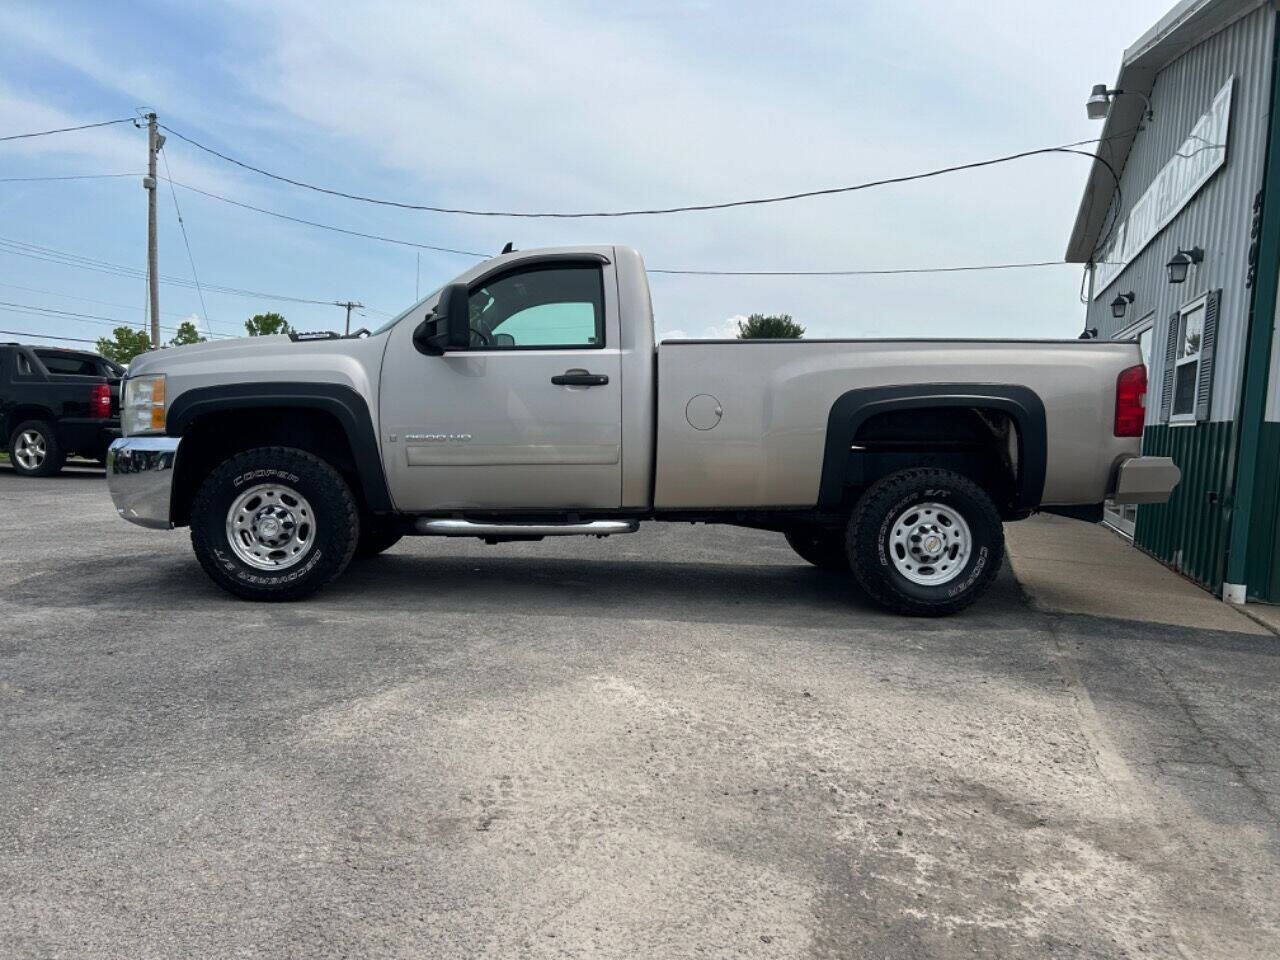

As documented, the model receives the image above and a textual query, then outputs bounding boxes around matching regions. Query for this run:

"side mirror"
[412,283,471,355]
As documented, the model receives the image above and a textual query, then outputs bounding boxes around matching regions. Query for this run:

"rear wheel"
[189,446,359,601]
[9,420,65,477]
[848,468,1003,617]
[784,528,849,570]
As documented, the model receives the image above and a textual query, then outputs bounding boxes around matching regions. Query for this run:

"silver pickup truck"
[106,245,1178,615]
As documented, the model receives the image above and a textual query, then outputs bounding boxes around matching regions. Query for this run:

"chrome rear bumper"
[1112,455,1181,504]
[106,436,181,529]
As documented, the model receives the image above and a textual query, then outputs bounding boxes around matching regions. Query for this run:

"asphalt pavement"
[1,464,1278,959]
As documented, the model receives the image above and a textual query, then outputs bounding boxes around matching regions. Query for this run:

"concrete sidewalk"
[1006,514,1273,635]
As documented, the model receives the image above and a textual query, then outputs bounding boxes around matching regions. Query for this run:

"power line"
[0,235,349,308]
[0,298,232,337]
[649,261,1070,277]
[161,122,1126,219]
[0,328,99,344]
[0,299,115,321]
[161,150,211,338]
[161,177,1085,278]
[0,117,135,143]
[0,173,141,183]
[0,281,197,319]
[165,178,490,257]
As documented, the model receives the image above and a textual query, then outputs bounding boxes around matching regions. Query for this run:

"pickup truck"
[105,245,1179,615]
[2,343,121,476]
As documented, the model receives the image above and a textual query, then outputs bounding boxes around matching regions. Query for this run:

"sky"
[0,0,1176,347]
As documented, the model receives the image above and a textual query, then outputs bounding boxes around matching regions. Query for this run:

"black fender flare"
[817,383,1047,509]
[167,382,393,512]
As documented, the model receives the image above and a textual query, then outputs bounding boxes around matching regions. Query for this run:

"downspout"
[1223,10,1280,603]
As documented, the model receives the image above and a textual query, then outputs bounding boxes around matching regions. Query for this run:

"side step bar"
[415,519,639,537]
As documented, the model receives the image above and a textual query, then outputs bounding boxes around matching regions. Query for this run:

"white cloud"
[0,0,1179,340]
[210,0,1174,338]
[704,317,743,340]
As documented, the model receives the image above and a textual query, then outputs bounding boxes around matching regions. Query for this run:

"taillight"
[1115,364,1147,437]
[90,382,111,419]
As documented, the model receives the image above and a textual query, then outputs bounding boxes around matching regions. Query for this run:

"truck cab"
[379,248,647,512]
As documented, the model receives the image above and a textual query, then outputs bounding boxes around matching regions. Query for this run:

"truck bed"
[653,337,1143,509]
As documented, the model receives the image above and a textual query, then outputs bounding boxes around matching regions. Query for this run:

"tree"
[245,312,291,337]
[96,327,152,365]
[169,320,207,346]
[736,313,805,339]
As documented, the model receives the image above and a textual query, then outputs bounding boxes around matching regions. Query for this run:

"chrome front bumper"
[1112,455,1181,504]
[106,436,182,529]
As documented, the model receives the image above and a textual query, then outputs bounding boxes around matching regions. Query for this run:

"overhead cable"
[0,117,135,143]
[161,122,1127,219]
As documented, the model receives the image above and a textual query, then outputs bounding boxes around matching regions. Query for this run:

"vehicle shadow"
[323,550,1030,630]
[0,462,105,479]
[5,540,1026,633]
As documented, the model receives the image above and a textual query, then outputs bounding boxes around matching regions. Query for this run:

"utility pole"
[143,112,162,350]
[336,300,364,336]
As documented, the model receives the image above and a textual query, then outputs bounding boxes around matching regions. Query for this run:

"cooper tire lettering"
[190,445,358,601]
[848,467,1004,617]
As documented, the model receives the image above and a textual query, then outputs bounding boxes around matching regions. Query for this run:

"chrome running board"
[415,519,639,537]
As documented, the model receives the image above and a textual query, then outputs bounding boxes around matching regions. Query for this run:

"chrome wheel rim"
[14,430,46,470]
[225,483,316,571]
[888,501,972,586]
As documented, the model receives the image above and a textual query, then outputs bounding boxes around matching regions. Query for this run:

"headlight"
[122,374,167,435]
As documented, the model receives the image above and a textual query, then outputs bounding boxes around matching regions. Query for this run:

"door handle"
[551,370,609,386]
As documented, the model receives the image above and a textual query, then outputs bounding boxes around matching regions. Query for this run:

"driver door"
[379,258,623,512]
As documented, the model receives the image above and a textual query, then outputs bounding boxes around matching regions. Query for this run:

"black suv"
[1,343,122,476]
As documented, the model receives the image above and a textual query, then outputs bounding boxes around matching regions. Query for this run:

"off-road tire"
[190,446,359,601]
[9,419,65,477]
[784,528,850,570]
[848,468,1003,617]
[355,518,404,558]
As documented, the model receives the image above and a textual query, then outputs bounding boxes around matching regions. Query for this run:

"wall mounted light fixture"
[1086,84,1154,122]
[1110,292,1135,320]
[1167,246,1204,284]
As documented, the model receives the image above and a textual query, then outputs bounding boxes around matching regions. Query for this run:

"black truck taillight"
[90,382,111,419]
[1114,364,1147,437]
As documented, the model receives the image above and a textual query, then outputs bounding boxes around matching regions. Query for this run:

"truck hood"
[127,335,292,377]
[126,333,391,413]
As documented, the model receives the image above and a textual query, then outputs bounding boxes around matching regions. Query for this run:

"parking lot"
[2,465,1278,959]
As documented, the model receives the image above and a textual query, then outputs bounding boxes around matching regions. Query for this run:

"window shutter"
[1194,289,1221,422]
[1159,310,1180,422]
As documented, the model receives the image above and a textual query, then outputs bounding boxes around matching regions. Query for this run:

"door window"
[467,265,604,349]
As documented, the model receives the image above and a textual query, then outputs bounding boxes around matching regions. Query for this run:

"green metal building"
[1068,0,1280,603]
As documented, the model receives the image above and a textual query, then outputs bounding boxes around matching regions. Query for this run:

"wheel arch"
[167,382,392,525]
[5,404,56,441]
[817,384,1047,512]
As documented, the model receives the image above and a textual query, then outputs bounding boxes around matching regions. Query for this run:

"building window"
[1170,294,1207,423]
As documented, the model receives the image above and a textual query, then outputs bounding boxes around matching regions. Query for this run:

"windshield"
[370,285,443,337]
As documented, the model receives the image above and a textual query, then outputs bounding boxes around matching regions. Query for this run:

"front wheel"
[848,468,1003,617]
[189,446,360,601]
